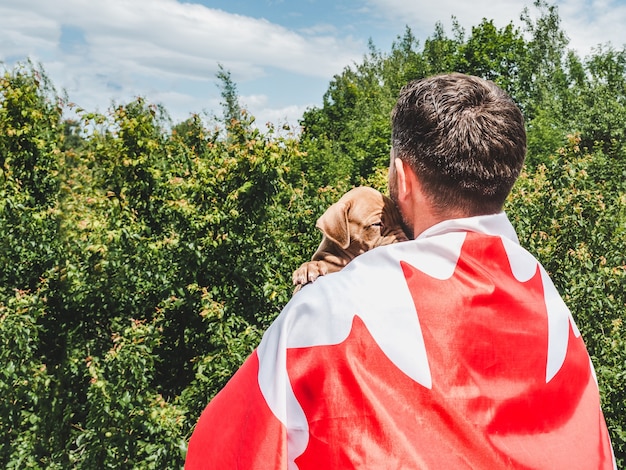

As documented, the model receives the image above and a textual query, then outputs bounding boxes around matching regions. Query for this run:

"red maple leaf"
[288,233,613,469]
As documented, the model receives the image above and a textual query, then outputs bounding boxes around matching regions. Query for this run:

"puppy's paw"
[292,261,329,289]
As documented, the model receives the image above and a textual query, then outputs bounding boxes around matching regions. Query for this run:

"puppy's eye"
[370,222,383,228]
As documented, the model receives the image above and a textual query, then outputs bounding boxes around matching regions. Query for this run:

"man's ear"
[393,157,412,202]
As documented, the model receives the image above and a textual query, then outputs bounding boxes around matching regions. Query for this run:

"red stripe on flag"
[185,351,287,469]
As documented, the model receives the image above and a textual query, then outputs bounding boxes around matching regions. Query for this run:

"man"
[185,73,615,469]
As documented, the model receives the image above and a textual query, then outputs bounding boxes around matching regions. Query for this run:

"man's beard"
[389,175,414,239]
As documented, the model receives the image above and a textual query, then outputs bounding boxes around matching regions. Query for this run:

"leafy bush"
[0,61,328,467]
[2,6,626,465]
[507,134,626,464]
[0,289,56,468]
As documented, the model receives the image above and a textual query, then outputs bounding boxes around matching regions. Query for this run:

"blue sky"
[1,0,625,128]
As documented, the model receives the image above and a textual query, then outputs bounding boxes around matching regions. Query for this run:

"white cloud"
[249,103,310,130]
[557,0,626,56]
[241,94,269,109]
[2,0,625,128]
[1,0,363,82]
[0,0,365,124]
[364,0,626,57]
[0,6,58,59]
[364,0,529,34]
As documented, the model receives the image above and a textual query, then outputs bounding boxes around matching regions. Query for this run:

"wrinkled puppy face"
[316,186,409,256]
[352,190,410,251]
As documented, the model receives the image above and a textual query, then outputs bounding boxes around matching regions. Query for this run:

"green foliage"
[75,314,187,468]
[0,289,56,468]
[216,64,244,127]
[569,46,626,153]
[0,60,332,468]
[0,61,62,207]
[507,134,626,465]
[456,20,526,91]
[176,285,262,417]
[0,62,63,294]
[2,3,626,466]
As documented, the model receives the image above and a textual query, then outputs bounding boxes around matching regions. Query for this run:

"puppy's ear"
[316,201,350,249]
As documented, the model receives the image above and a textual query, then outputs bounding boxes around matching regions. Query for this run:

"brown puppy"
[293,186,409,292]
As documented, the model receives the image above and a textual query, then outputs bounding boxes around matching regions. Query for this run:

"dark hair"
[391,73,526,215]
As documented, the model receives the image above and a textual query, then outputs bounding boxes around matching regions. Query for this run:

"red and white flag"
[185,213,615,469]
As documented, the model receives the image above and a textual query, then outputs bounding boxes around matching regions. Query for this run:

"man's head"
[389,73,526,236]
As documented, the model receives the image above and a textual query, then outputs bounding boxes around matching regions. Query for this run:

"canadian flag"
[185,214,615,469]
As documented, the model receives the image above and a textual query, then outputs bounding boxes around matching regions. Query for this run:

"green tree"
[456,20,526,93]
[0,289,57,467]
[571,46,626,153]
[508,135,626,465]
[216,64,244,128]
[0,62,63,294]
[0,61,61,206]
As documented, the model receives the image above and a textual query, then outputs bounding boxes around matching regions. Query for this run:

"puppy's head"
[316,186,408,256]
